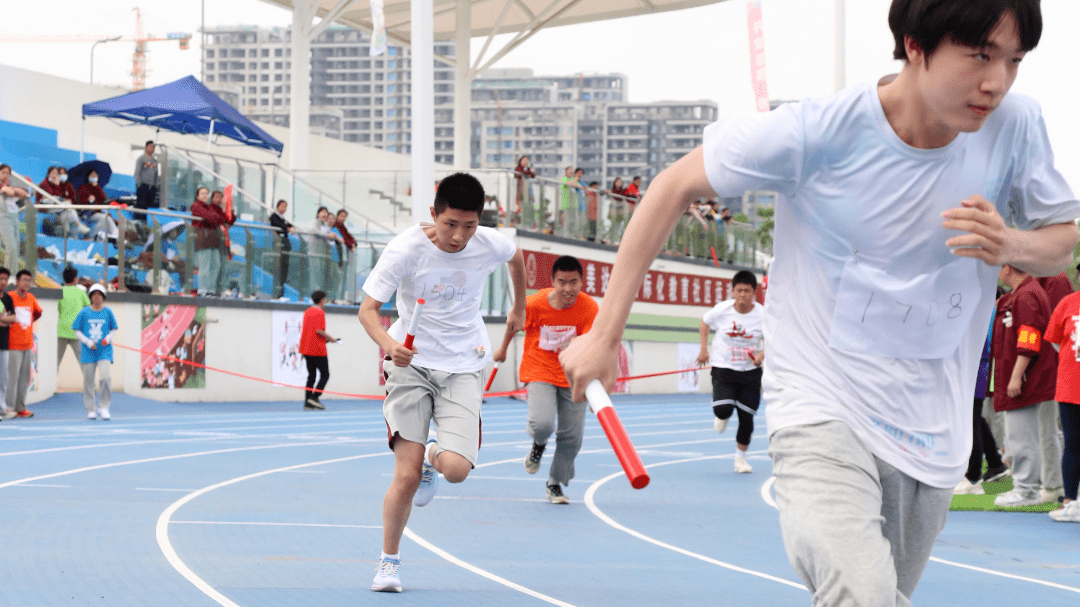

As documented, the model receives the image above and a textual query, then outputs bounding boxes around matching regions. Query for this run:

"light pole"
[90,35,122,85]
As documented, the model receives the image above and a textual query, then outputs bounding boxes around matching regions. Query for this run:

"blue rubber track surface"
[1,392,1077,606]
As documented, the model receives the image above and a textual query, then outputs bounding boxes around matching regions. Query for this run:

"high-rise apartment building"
[204,26,717,185]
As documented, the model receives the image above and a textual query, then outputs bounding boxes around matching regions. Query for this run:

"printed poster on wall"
[272,310,306,388]
[141,304,206,389]
[677,342,702,393]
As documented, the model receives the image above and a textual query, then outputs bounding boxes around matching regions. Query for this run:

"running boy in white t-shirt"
[697,270,764,473]
[359,173,527,593]
[561,2,1080,605]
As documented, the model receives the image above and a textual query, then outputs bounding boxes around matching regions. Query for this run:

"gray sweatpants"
[526,382,587,487]
[194,248,223,295]
[1004,401,1061,493]
[58,336,81,370]
[0,350,8,410]
[770,421,952,606]
[7,348,33,413]
[81,360,112,413]
[1038,400,1063,491]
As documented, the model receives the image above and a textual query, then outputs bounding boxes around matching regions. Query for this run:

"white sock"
[736,448,747,459]
[381,552,400,562]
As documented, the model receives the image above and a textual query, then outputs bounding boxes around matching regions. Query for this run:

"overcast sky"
[1,0,1077,184]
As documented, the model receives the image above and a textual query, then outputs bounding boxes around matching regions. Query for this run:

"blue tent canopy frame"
[82,75,283,154]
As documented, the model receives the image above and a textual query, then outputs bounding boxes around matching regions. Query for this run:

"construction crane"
[0,6,191,91]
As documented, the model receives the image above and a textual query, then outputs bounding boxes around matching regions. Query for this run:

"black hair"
[316,206,329,216]
[276,199,287,208]
[16,269,31,281]
[311,290,327,305]
[632,175,641,181]
[0,164,10,173]
[732,270,757,290]
[62,266,78,284]
[211,190,223,199]
[337,208,348,216]
[432,173,485,217]
[145,140,155,147]
[0,266,9,277]
[551,255,583,278]
[889,0,1041,61]
[195,186,209,198]
[588,181,599,187]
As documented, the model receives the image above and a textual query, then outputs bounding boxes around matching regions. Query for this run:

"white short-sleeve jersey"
[702,300,764,372]
[363,224,517,373]
[702,83,1080,488]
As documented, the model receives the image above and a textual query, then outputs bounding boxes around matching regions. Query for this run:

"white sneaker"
[371,558,402,592]
[1048,501,1080,523]
[2,410,15,420]
[87,411,97,421]
[99,408,110,421]
[993,488,1041,508]
[413,440,439,507]
[713,417,729,434]
[953,478,984,495]
[1040,487,1064,504]
[734,455,753,474]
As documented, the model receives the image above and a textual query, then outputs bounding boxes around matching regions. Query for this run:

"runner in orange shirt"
[494,255,598,503]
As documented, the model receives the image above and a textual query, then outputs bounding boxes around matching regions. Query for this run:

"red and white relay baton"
[585,379,650,489]
[484,363,500,391]
[403,298,425,349]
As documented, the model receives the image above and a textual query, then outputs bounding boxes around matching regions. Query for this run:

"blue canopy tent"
[80,75,283,158]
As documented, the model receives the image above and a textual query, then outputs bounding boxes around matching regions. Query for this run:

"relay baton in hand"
[585,380,650,489]
[403,298,425,349]
[484,363,500,391]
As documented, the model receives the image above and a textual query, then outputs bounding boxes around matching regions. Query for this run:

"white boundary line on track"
[584,453,807,592]
[173,521,381,529]
[157,453,580,607]
[756,476,1080,594]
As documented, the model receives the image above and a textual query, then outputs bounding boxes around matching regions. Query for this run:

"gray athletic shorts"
[382,360,484,466]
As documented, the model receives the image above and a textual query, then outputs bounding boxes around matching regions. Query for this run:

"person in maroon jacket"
[1038,272,1074,311]
[74,169,117,241]
[191,187,236,297]
[39,166,89,236]
[992,264,1063,507]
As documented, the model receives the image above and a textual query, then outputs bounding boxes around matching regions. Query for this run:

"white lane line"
[11,483,70,488]
[759,472,1080,594]
[173,521,381,529]
[159,454,579,607]
[0,438,363,490]
[585,452,806,591]
[0,436,223,457]
[434,495,548,503]
[157,452,391,607]
[404,528,578,606]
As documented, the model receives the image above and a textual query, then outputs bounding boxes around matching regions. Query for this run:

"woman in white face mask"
[37,166,90,238]
[76,170,118,242]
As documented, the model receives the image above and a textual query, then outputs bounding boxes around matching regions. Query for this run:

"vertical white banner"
[747,1,770,112]
[369,0,387,56]
[271,310,307,388]
[677,343,702,393]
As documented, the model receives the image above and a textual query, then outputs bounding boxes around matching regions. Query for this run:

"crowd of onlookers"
[957,268,1080,523]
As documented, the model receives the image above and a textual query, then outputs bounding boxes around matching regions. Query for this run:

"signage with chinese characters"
[523,250,761,307]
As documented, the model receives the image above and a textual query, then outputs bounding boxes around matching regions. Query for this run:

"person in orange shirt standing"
[4,270,42,419]
[299,290,339,411]
[494,255,598,504]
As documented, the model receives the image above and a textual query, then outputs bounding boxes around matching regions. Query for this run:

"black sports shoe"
[546,484,569,504]
[982,464,1011,483]
[524,443,546,474]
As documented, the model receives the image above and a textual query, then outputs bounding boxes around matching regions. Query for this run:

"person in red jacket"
[73,169,117,241]
[191,188,236,297]
[1038,272,1074,311]
[992,264,1063,507]
[39,166,89,237]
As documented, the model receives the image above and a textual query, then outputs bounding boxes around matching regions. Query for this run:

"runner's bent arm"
[697,321,711,366]
[358,296,414,366]
[506,247,527,335]
[560,146,717,401]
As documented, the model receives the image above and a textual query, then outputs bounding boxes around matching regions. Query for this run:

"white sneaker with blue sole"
[371,557,402,592]
[413,439,439,507]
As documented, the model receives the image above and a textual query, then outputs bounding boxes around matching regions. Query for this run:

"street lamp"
[90,35,123,85]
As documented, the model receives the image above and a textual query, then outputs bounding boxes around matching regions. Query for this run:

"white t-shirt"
[702,83,1080,488]
[362,224,517,373]
[703,300,764,372]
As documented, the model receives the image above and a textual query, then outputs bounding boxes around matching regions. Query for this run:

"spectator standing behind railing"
[57,266,89,372]
[38,166,90,237]
[333,209,357,302]
[585,182,600,242]
[606,177,627,244]
[559,166,582,235]
[191,187,236,297]
[269,199,295,298]
[513,155,536,219]
[0,165,28,270]
[303,206,342,293]
[134,140,159,221]
[624,176,643,215]
[0,267,13,417]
